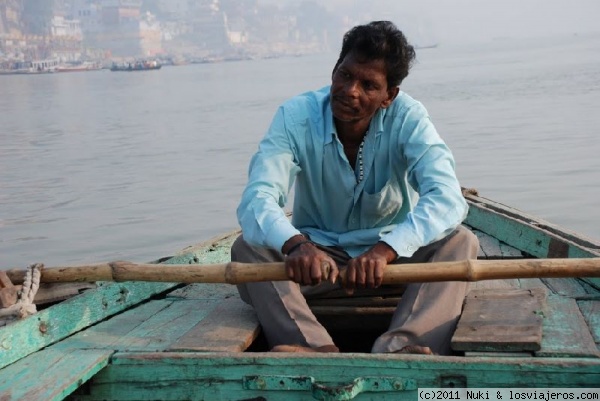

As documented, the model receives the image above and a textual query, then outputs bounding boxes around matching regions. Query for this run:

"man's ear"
[381,86,400,109]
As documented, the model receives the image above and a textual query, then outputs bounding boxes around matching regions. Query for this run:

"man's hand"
[283,236,338,286]
[345,241,397,293]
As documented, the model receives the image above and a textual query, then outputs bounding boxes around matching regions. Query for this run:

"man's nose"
[343,80,360,97]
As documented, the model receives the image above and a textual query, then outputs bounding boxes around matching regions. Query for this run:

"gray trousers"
[231,225,479,355]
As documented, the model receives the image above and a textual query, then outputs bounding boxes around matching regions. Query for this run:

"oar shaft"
[5,258,600,285]
[5,264,114,285]
[380,258,600,284]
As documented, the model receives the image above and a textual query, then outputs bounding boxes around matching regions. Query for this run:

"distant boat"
[110,60,161,72]
[0,59,60,75]
[415,43,439,50]
[56,61,103,73]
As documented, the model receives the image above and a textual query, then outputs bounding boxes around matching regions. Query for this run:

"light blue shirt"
[237,86,468,258]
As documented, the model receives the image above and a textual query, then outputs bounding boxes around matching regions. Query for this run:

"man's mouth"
[333,97,356,112]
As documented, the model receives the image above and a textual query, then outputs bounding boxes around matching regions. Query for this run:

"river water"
[1,33,599,268]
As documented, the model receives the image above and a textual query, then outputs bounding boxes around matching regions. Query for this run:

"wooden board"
[73,352,600,400]
[463,194,600,290]
[452,288,547,352]
[0,233,238,371]
[473,229,523,259]
[169,296,260,352]
[541,278,589,297]
[578,300,600,345]
[536,295,600,358]
[0,280,178,370]
[0,348,111,401]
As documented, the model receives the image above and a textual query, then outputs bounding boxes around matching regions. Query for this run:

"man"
[232,21,479,355]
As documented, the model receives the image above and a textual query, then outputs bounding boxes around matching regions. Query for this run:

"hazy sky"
[275,0,600,45]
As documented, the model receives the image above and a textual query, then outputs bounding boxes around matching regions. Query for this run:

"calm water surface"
[1,33,599,268]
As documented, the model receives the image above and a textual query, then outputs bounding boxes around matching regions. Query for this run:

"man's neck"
[335,118,370,146]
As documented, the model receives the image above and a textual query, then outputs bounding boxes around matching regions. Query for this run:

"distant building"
[70,0,102,34]
[77,0,162,58]
[50,15,82,39]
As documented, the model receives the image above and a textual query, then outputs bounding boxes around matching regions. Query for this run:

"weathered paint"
[0,280,177,369]
[71,352,600,400]
[0,348,111,401]
[0,233,236,370]
[464,197,600,290]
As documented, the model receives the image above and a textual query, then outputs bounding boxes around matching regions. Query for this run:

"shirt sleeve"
[380,103,468,258]
[236,105,302,252]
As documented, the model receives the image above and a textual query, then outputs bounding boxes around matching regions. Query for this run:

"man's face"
[330,51,398,125]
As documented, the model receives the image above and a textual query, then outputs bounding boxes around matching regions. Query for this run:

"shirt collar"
[325,100,387,145]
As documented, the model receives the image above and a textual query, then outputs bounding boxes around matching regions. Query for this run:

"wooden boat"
[0,191,599,400]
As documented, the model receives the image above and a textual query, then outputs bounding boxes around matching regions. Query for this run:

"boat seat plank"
[452,288,547,352]
[0,348,111,401]
[535,295,599,358]
[169,296,260,352]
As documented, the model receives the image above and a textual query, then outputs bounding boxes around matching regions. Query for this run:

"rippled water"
[1,33,599,268]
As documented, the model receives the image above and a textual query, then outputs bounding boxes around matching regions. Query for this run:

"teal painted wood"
[0,348,111,401]
[536,295,599,358]
[577,300,600,345]
[166,283,239,301]
[541,277,590,297]
[1,284,236,401]
[464,197,600,289]
[0,233,237,371]
[53,285,237,352]
[67,299,222,352]
[0,280,176,370]
[72,352,600,400]
[473,229,523,259]
[465,203,599,259]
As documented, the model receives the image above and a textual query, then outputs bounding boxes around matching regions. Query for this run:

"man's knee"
[431,226,479,262]
[451,226,479,259]
[231,235,249,262]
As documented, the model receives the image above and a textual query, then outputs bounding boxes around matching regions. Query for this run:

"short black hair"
[333,21,416,88]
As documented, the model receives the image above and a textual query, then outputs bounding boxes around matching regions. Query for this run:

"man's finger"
[293,265,302,284]
[311,262,322,285]
[374,264,384,288]
[366,264,375,288]
[286,263,294,280]
[326,261,339,284]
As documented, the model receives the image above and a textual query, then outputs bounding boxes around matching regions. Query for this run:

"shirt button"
[407,245,415,252]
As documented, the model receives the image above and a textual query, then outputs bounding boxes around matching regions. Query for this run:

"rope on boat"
[0,263,42,326]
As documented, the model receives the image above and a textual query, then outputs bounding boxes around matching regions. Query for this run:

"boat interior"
[1,193,599,399]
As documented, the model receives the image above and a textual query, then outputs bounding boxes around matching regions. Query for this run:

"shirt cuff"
[264,216,302,253]
[380,225,422,259]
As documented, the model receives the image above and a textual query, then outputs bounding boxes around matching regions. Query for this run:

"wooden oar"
[5,258,600,285]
